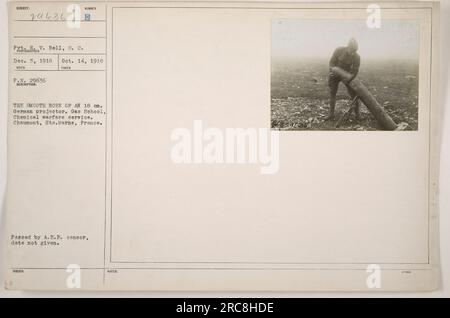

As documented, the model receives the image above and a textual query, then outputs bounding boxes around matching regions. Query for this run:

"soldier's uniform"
[328,46,361,119]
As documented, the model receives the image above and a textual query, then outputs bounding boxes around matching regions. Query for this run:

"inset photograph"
[271,19,419,131]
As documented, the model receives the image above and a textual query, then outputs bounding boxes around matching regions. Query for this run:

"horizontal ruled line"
[14,20,106,22]
[13,69,105,72]
[13,36,106,39]
[13,53,106,55]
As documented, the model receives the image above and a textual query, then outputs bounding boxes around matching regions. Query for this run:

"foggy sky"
[272,19,419,60]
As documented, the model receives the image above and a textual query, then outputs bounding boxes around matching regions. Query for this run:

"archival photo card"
[3,1,440,291]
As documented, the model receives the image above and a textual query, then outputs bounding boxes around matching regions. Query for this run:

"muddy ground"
[271,59,419,131]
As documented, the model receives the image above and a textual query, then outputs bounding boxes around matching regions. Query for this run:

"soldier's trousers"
[328,73,360,119]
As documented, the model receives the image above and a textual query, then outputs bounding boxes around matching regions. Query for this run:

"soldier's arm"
[350,55,361,79]
[329,48,340,68]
